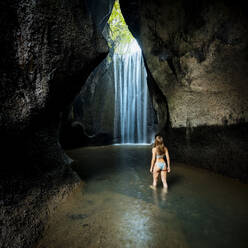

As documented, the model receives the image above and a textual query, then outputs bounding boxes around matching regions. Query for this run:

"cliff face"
[73,51,115,140]
[0,1,109,247]
[120,0,248,128]
[0,1,107,134]
[60,23,157,146]
[0,0,108,170]
[120,0,248,180]
[59,25,116,147]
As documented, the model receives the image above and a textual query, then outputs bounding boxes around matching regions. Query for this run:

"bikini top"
[156,154,164,158]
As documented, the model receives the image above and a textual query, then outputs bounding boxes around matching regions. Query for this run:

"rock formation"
[0,0,108,247]
[59,25,116,147]
[1,0,248,247]
[120,0,248,180]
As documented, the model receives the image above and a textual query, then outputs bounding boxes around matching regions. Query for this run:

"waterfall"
[113,41,152,144]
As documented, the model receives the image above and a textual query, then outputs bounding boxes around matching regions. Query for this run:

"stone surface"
[165,123,248,182]
[86,0,115,32]
[120,0,248,179]
[74,55,115,139]
[1,0,248,246]
[0,1,107,134]
[0,0,109,247]
[60,23,157,146]
[120,0,248,128]
[0,166,80,248]
[59,25,116,147]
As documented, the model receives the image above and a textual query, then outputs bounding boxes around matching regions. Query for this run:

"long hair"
[154,135,165,155]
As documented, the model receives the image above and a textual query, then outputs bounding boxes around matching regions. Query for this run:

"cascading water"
[113,40,153,144]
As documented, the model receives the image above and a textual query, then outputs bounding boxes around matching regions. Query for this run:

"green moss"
[108,0,134,53]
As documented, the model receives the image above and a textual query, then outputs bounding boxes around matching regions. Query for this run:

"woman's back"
[150,135,171,188]
[156,145,165,156]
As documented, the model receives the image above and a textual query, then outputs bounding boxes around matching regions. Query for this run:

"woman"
[150,135,171,189]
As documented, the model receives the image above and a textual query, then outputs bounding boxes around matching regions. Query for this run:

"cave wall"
[0,0,109,247]
[73,50,115,140]
[120,0,248,180]
[64,47,158,146]
[59,25,116,147]
[60,22,158,147]
[120,0,248,128]
[1,0,247,246]
[86,0,115,32]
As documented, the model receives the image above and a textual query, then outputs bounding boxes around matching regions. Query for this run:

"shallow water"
[36,145,248,248]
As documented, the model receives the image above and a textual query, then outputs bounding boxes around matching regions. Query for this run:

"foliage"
[108,0,134,53]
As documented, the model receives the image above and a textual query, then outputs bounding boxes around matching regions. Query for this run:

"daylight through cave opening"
[109,1,155,144]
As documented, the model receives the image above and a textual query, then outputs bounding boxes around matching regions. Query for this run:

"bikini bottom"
[156,161,166,170]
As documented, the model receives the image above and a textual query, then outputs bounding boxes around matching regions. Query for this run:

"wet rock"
[73,50,115,140]
[120,0,248,128]
[166,123,248,182]
[120,0,248,179]
[59,24,116,147]
[0,0,108,247]
[86,0,115,32]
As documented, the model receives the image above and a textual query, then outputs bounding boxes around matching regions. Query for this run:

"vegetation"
[108,0,134,53]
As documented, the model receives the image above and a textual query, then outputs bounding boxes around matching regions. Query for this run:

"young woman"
[150,135,171,189]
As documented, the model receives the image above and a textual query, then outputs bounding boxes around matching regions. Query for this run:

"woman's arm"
[165,147,171,173]
[150,148,156,173]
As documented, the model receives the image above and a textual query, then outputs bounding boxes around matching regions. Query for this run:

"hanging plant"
[108,0,135,54]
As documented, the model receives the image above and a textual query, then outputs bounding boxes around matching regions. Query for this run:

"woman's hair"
[154,135,165,155]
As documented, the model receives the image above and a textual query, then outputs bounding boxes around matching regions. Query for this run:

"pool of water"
[36,145,248,248]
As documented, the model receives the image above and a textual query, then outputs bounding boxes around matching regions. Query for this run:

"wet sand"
[36,145,248,248]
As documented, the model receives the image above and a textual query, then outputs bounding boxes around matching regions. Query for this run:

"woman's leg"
[161,170,168,188]
[153,169,160,187]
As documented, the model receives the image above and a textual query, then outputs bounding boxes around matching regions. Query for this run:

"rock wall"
[1,0,248,246]
[86,0,115,32]
[59,25,116,147]
[120,0,248,180]
[0,0,109,247]
[60,24,157,146]
[73,51,115,140]
[120,0,248,128]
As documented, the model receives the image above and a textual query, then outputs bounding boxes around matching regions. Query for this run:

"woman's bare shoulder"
[164,146,168,152]
[152,147,156,153]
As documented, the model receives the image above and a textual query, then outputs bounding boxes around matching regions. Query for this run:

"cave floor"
[36,145,248,248]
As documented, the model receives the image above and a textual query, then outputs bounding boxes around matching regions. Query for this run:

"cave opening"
[109,0,156,144]
[67,0,156,146]
[1,0,248,247]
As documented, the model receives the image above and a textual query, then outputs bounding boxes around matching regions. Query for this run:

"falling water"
[113,40,152,144]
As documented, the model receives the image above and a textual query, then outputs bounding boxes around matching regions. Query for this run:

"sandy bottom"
[36,145,248,248]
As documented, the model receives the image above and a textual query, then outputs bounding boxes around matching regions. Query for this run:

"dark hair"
[154,135,165,155]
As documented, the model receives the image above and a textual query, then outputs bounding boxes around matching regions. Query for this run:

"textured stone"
[74,55,115,138]
[86,0,115,32]
[0,0,108,247]
[59,25,115,147]
[1,0,248,246]
[0,0,108,134]
[120,0,248,128]
[120,0,248,180]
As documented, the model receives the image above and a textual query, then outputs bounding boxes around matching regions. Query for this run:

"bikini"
[156,154,166,170]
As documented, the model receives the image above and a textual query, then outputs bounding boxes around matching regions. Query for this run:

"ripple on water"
[36,146,248,248]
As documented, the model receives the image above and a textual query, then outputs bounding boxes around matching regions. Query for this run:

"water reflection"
[118,200,152,246]
[36,146,248,248]
[151,187,168,207]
